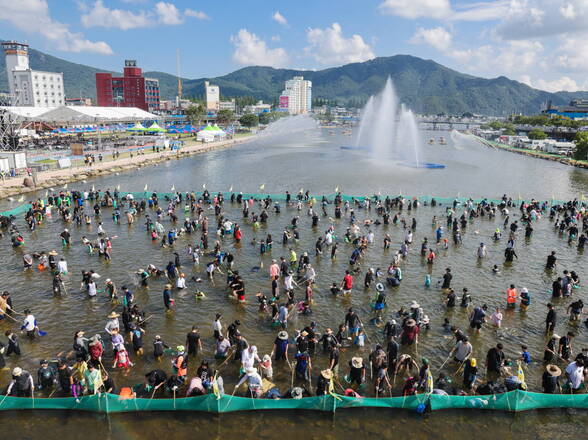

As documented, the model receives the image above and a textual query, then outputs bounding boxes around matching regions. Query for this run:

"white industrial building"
[2,41,65,108]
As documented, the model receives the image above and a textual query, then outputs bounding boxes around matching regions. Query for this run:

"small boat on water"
[340,145,368,151]
[428,138,435,144]
[439,137,447,145]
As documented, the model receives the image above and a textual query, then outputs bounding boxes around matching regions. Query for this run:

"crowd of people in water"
[0,188,586,404]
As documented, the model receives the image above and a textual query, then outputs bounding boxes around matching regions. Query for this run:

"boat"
[428,138,435,144]
[439,137,447,145]
[340,145,368,151]
[398,161,446,169]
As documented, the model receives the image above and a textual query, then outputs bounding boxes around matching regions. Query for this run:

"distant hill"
[1,42,587,115]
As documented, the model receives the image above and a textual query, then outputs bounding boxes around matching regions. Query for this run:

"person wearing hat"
[542,364,561,394]
[272,331,289,361]
[348,357,366,388]
[105,279,117,302]
[6,367,34,397]
[60,228,71,246]
[259,354,273,379]
[234,367,263,398]
[400,318,419,346]
[544,334,560,362]
[318,328,337,353]
[173,346,188,382]
[73,330,89,360]
[37,359,57,391]
[463,358,478,391]
[520,287,531,311]
[104,312,120,335]
[316,368,333,395]
[89,334,104,364]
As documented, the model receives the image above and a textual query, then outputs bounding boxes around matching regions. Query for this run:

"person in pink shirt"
[269,259,280,279]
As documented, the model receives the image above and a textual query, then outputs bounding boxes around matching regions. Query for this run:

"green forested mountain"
[1,43,586,115]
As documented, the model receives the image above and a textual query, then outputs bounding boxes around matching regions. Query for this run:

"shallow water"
[0,128,587,437]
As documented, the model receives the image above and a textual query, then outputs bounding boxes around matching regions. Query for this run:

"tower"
[2,41,30,104]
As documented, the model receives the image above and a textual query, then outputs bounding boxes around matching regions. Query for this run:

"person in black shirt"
[101,372,116,394]
[544,334,560,362]
[546,251,557,269]
[57,361,73,396]
[441,268,452,289]
[227,320,241,345]
[329,346,340,375]
[446,289,456,307]
[486,343,505,381]
[558,332,574,360]
[318,328,337,352]
[542,364,561,394]
[545,303,557,334]
[186,326,203,356]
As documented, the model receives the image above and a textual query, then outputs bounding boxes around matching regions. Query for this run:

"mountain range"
[1,41,587,115]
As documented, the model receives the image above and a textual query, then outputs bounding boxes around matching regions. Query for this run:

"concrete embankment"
[472,135,588,169]
[0,136,253,200]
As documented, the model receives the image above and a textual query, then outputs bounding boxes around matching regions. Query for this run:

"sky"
[0,0,587,92]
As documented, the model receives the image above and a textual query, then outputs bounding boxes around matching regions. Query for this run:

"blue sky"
[1,0,587,92]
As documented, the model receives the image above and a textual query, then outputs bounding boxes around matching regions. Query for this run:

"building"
[95,60,159,112]
[219,99,236,112]
[204,81,220,112]
[279,76,312,115]
[243,100,272,115]
[2,41,65,107]
[543,99,588,120]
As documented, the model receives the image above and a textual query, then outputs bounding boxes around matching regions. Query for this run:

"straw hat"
[410,301,420,309]
[278,331,288,340]
[546,364,561,377]
[48,250,58,256]
[321,369,333,380]
[12,367,22,376]
[405,318,417,327]
[301,330,309,337]
[105,279,112,283]
[351,357,363,368]
[262,354,271,362]
[107,312,119,319]
[551,334,561,340]
[165,284,172,289]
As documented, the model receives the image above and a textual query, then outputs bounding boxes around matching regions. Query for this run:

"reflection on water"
[0,128,587,436]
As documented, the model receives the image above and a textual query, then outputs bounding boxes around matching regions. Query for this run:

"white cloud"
[379,0,508,21]
[0,0,112,54]
[379,0,451,19]
[272,11,288,26]
[520,75,580,92]
[271,35,281,42]
[231,29,289,68]
[154,1,182,25]
[410,27,452,51]
[81,0,150,29]
[82,1,208,29]
[494,0,588,40]
[185,9,209,20]
[306,23,375,65]
[556,37,588,72]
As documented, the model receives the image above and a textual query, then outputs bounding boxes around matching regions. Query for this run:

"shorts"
[349,327,360,334]
[470,321,482,330]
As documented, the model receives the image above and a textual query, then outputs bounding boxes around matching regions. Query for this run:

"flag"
[516,360,527,390]
[335,186,339,193]
[259,184,265,190]
[17,195,24,202]
[116,184,120,191]
[91,185,95,192]
[63,183,68,189]
[229,185,233,192]
[171,185,175,192]
[44,191,48,197]
[144,184,148,191]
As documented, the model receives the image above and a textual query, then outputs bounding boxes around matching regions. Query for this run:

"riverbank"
[471,134,588,169]
[0,134,254,200]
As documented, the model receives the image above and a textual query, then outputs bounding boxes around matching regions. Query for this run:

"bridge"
[417,117,484,131]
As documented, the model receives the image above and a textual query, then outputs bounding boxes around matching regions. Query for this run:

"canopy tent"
[0,106,157,124]
[145,122,166,132]
[128,122,147,132]
[196,124,226,142]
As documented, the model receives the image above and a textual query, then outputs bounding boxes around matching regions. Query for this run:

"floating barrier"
[0,391,587,413]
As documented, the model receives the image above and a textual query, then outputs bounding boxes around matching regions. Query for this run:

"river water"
[1,127,587,438]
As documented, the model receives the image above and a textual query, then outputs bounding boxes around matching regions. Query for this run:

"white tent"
[196,124,227,142]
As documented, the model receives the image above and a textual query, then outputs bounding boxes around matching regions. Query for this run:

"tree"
[528,129,547,140]
[185,104,205,126]
[504,128,516,136]
[258,112,270,125]
[216,109,235,125]
[573,132,588,161]
[239,113,259,128]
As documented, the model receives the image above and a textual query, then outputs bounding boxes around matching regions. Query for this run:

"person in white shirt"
[22,309,36,338]
[565,359,585,390]
[241,345,261,370]
[57,258,68,274]
[451,337,473,362]
[213,314,223,339]
[87,280,97,297]
[176,273,186,289]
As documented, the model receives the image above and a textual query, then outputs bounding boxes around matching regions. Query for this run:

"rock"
[23,177,34,188]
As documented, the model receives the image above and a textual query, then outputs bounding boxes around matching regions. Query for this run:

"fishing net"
[1,191,577,219]
[0,391,586,413]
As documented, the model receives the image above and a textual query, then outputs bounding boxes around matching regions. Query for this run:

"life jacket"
[507,288,517,304]
[174,353,187,376]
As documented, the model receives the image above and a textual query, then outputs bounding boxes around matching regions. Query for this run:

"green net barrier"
[0,391,586,413]
[2,191,581,219]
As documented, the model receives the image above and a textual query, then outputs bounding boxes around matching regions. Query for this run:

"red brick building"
[95,60,159,112]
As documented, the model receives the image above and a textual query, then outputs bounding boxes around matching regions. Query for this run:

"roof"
[0,106,156,123]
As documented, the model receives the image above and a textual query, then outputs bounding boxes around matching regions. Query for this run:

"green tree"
[239,113,259,128]
[504,128,516,135]
[216,109,235,125]
[258,112,271,125]
[185,104,205,126]
[573,132,588,161]
[528,129,548,140]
